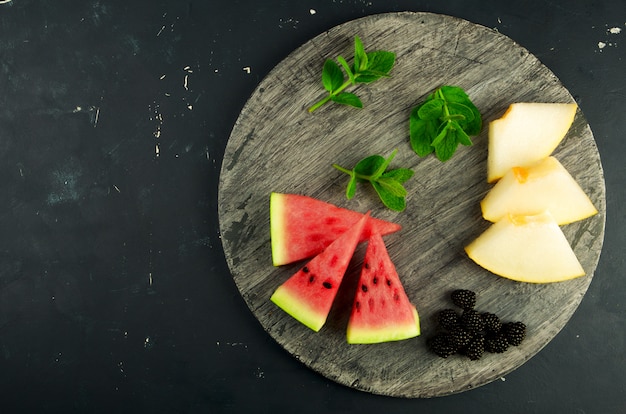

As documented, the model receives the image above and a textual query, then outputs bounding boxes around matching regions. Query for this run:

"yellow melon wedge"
[465,211,585,283]
[481,156,598,225]
[487,103,577,183]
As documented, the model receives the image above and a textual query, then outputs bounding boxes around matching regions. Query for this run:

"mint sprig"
[409,85,482,162]
[333,149,414,211]
[308,36,395,112]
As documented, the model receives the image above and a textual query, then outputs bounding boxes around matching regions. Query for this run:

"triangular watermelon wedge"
[270,192,401,266]
[270,213,369,332]
[347,231,420,344]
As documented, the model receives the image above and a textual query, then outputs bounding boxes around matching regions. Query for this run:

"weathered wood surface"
[217,12,606,398]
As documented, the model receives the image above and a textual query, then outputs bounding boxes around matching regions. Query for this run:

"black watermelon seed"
[322,281,332,289]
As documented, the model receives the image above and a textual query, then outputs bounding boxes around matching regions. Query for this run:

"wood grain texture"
[217,12,606,398]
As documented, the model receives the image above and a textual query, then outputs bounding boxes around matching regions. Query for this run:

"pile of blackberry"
[428,289,526,360]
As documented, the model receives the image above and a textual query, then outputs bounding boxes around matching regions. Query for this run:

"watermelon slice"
[270,213,369,332]
[346,231,420,344]
[270,192,401,266]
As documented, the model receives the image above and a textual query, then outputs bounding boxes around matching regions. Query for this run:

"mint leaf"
[417,99,444,120]
[381,168,414,184]
[353,36,368,72]
[408,85,483,161]
[372,181,407,211]
[354,154,385,178]
[322,59,344,92]
[333,150,412,211]
[331,92,363,108]
[308,37,395,112]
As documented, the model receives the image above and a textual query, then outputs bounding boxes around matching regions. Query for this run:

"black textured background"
[0,1,624,413]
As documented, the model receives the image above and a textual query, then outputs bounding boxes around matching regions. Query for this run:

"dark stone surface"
[0,0,624,412]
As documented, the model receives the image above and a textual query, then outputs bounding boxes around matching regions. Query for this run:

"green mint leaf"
[353,36,368,72]
[438,85,470,103]
[336,56,355,84]
[433,126,459,162]
[375,176,407,197]
[308,37,395,112]
[381,168,414,184]
[354,154,385,178]
[431,122,451,148]
[331,92,363,108]
[371,149,397,180]
[408,85,482,161]
[409,112,435,156]
[417,99,445,120]
[372,181,407,212]
[333,150,412,211]
[322,59,344,92]
[354,51,395,83]
[447,102,475,122]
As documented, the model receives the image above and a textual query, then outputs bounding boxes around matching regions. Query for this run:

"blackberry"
[503,321,526,346]
[449,326,472,349]
[462,335,485,361]
[451,289,476,310]
[437,309,460,330]
[481,312,502,333]
[461,309,485,334]
[485,333,509,353]
[428,333,458,358]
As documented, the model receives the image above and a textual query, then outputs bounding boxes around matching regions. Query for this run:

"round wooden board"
[217,12,606,398]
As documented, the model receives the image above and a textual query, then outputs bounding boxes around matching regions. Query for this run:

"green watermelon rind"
[270,192,288,266]
[347,307,420,344]
[346,232,421,344]
[270,284,325,331]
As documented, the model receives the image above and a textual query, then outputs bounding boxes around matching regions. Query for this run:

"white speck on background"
[155,144,160,157]
[609,27,622,34]
[500,377,506,381]
[183,74,189,90]
[159,74,166,80]
[309,9,316,15]
[598,41,607,49]
[243,66,251,74]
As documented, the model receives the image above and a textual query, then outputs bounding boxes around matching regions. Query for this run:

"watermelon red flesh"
[347,231,420,344]
[270,213,369,332]
[270,192,401,266]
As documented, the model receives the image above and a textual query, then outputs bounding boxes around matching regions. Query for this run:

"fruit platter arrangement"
[217,12,605,398]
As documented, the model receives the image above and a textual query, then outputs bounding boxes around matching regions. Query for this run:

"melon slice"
[270,192,401,266]
[465,211,585,283]
[481,156,598,225]
[346,231,420,344]
[270,213,369,332]
[487,102,577,182]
